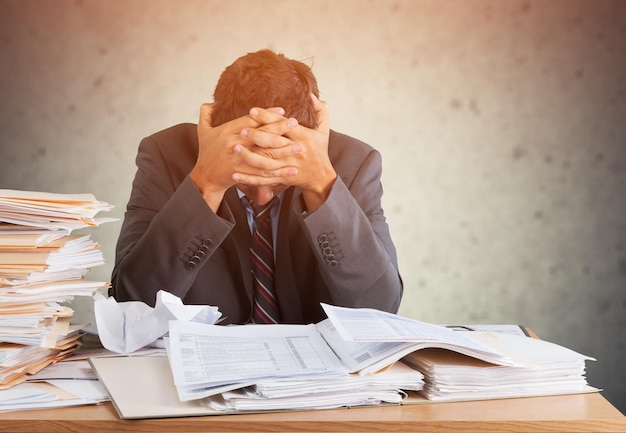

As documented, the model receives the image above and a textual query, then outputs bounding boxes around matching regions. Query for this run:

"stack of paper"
[402,331,597,401]
[0,189,115,231]
[163,304,597,412]
[88,302,600,419]
[159,302,528,412]
[163,319,424,411]
[1,353,111,412]
[204,361,423,412]
[0,382,95,412]
[0,189,115,389]
[0,234,104,287]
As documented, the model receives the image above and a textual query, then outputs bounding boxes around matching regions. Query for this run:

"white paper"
[26,359,97,381]
[207,388,405,411]
[253,361,423,398]
[0,382,103,413]
[443,324,529,336]
[0,189,115,223]
[315,318,413,373]
[0,383,54,405]
[94,290,221,354]
[403,331,598,401]
[319,304,515,372]
[462,331,596,366]
[45,379,109,401]
[166,321,348,401]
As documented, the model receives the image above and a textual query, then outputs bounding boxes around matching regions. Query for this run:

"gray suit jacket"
[111,123,402,324]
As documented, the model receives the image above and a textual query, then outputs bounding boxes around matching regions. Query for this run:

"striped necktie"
[249,198,281,324]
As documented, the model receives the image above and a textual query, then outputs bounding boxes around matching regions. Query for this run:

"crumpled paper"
[93,290,221,354]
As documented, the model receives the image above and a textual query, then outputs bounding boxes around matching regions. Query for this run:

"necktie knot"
[251,198,276,221]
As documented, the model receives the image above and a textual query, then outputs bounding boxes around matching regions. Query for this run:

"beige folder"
[89,356,225,419]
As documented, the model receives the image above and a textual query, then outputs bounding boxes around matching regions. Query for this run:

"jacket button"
[318,234,328,243]
[186,254,202,270]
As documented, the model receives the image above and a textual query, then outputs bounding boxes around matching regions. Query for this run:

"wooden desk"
[0,392,624,432]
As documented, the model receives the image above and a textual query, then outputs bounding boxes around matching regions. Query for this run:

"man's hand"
[234,95,337,211]
[190,104,297,211]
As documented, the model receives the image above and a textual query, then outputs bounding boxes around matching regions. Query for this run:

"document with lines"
[318,303,515,375]
[164,303,512,402]
[166,321,348,401]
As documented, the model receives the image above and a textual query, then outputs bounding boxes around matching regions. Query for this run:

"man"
[110,49,402,324]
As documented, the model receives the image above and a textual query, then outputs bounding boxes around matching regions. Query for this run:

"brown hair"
[211,49,319,128]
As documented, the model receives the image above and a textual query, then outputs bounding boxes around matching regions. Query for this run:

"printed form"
[166,321,348,401]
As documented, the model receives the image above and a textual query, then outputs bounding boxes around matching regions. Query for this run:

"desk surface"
[0,392,624,432]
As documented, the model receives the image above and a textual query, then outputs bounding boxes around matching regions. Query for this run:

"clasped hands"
[190,94,337,212]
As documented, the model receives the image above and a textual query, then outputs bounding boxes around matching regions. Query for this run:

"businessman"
[111,49,402,324]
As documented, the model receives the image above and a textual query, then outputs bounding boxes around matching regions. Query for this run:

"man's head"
[211,49,319,128]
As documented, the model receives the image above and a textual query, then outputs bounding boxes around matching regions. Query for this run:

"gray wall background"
[1,0,624,413]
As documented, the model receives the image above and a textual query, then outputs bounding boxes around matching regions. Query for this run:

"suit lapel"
[221,188,254,305]
[274,187,304,323]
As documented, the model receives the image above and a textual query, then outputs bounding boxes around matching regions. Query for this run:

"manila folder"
[89,356,225,419]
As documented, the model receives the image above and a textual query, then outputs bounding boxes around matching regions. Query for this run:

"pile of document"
[88,301,599,419]
[204,361,423,412]
[157,304,529,412]
[402,331,597,401]
[0,189,115,389]
[164,318,426,412]
[163,304,597,412]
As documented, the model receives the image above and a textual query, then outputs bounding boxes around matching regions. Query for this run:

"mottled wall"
[1,0,624,412]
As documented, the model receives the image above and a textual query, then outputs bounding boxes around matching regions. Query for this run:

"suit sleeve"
[294,149,403,313]
[110,135,234,306]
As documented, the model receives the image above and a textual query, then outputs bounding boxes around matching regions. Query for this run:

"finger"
[235,144,291,170]
[232,169,298,186]
[311,93,330,132]
[200,103,260,133]
[241,119,298,148]
[210,109,264,135]
[251,142,302,160]
[267,107,286,115]
[257,117,298,135]
[249,107,287,125]
[198,103,214,127]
